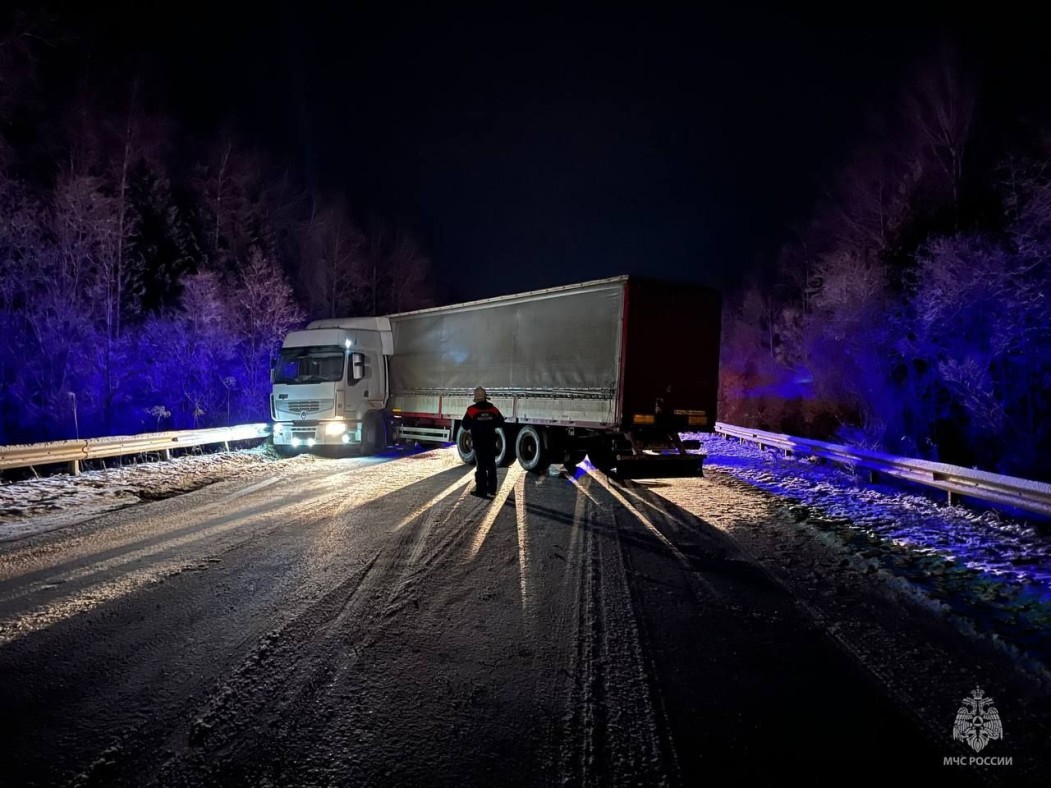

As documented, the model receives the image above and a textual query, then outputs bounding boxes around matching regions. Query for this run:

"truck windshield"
[274,346,345,384]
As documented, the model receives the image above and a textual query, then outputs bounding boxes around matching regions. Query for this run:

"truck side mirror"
[351,352,366,381]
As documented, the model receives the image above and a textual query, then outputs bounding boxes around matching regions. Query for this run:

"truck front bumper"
[272,421,360,448]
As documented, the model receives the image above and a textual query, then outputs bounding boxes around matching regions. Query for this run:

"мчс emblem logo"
[952,687,1004,753]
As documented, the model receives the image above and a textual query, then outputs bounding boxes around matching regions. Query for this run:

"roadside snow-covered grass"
[0,444,282,542]
[0,442,443,543]
[696,436,1051,586]
[689,432,1051,669]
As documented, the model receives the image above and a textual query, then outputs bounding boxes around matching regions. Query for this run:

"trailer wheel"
[455,426,476,465]
[494,427,515,466]
[361,411,387,455]
[515,426,547,473]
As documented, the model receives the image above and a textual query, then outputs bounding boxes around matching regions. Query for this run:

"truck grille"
[278,399,333,415]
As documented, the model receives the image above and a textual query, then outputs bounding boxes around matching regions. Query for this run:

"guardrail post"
[947,490,959,506]
[70,460,80,476]
[869,470,879,484]
[162,449,171,461]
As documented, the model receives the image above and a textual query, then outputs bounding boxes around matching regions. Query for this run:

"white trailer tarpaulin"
[388,279,625,398]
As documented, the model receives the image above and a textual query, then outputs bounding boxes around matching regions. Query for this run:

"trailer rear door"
[620,279,721,432]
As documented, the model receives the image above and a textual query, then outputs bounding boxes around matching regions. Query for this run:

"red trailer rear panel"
[619,278,722,433]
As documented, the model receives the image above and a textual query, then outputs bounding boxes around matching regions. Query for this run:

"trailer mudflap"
[612,453,704,480]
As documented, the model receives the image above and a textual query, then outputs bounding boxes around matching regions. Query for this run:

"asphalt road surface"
[0,447,1039,787]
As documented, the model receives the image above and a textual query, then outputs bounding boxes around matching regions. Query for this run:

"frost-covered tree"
[905,233,1051,472]
[721,43,981,457]
[229,247,303,420]
[0,175,47,439]
[139,271,234,428]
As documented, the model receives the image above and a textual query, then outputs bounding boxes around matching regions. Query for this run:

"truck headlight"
[325,421,347,436]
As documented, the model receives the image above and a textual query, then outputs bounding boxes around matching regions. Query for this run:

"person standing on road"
[462,387,505,497]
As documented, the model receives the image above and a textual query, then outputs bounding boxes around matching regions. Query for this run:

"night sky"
[34,2,1051,302]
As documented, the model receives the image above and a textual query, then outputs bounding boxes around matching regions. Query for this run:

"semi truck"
[270,275,721,478]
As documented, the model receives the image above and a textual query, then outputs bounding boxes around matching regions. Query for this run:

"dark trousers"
[474,439,498,494]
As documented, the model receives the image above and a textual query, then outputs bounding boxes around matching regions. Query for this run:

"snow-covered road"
[0,440,1048,785]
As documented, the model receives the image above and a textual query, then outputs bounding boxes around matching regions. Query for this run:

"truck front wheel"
[515,426,547,473]
[361,411,388,455]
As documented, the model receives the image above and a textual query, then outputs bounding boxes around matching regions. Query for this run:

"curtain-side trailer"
[270,275,721,478]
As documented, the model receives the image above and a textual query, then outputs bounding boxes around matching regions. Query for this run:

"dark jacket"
[462,400,505,444]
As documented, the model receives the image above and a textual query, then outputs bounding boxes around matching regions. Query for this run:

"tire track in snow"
[0,457,452,641]
[68,452,469,785]
[558,476,593,786]
[145,550,384,786]
[154,486,456,786]
[0,493,337,646]
[589,470,721,604]
[561,478,676,787]
[377,479,485,620]
[151,463,505,785]
[515,471,530,611]
[165,475,513,784]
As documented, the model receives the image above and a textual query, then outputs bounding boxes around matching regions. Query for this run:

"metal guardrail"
[715,422,1051,519]
[0,424,270,476]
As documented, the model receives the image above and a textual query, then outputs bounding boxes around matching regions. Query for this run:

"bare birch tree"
[298,194,367,319]
[905,43,976,221]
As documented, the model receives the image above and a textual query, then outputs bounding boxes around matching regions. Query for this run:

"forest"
[0,12,434,443]
[718,47,1051,482]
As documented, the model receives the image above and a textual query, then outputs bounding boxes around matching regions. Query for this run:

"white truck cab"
[270,317,393,452]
